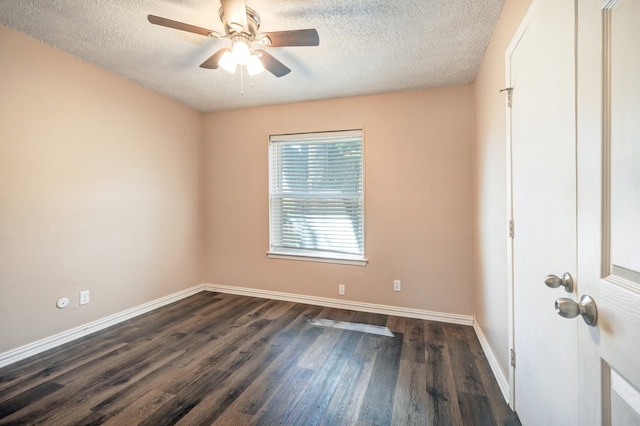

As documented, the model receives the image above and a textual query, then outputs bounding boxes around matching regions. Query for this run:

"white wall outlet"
[338,284,345,296]
[393,280,401,292]
[79,290,90,305]
[56,297,69,309]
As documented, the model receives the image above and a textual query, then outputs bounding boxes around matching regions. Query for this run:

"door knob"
[544,272,574,292]
[555,295,598,326]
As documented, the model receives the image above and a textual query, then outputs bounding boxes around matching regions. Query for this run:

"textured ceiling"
[0,0,504,113]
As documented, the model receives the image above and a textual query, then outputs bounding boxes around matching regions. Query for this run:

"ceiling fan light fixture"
[246,54,264,76]
[231,36,251,65]
[218,50,237,73]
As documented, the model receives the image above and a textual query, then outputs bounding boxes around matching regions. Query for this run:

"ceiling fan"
[148,0,319,78]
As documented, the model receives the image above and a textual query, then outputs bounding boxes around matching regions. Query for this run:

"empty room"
[1,0,638,425]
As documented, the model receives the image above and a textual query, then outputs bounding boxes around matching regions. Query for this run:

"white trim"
[266,252,368,266]
[0,284,204,368]
[204,283,474,326]
[473,319,511,405]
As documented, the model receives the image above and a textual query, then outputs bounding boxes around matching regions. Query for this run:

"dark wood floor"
[0,292,520,425]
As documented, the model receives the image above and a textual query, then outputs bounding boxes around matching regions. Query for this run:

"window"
[268,130,366,265]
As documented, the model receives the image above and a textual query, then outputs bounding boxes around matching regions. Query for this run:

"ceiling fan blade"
[255,49,291,77]
[220,0,248,32]
[261,29,320,47]
[200,49,229,69]
[148,15,217,37]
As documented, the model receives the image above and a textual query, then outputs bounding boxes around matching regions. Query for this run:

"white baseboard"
[204,283,474,326]
[0,283,476,369]
[473,319,511,405]
[0,284,204,368]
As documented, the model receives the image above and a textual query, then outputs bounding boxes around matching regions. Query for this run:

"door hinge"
[500,87,513,108]
[510,349,516,367]
[508,220,515,238]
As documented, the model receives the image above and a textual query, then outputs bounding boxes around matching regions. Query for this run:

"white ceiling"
[0,0,504,113]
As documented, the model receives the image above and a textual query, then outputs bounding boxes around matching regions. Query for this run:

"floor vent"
[309,319,394,337]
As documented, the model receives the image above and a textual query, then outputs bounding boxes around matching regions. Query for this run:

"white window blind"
[269,130,365,263]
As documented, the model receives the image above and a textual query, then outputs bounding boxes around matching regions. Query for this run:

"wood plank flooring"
[0,292,521,425]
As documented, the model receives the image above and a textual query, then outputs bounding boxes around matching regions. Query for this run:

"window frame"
[267,129,367,266]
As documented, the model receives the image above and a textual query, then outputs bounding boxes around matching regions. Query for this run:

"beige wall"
[0,25,204,353]
[203,88,475,315]
[473,0,532,375]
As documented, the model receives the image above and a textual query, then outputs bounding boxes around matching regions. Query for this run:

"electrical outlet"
[338,284,345,296]
[393,280,401,292]
[80,290,90,305]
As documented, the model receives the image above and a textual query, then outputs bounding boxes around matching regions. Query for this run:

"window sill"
[267,251,368,266]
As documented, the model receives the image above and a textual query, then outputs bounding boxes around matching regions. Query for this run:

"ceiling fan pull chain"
[240,65,244,96]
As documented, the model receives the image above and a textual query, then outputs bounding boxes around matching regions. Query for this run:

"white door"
[509,0,640,424]
[508,0,579,424]
[576,0,640,424]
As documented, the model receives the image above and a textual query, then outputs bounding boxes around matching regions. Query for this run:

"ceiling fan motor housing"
[219,6,261,38]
